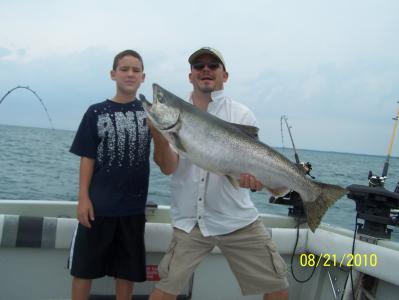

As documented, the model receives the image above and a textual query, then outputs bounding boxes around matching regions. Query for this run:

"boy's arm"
[150,126,178,175]
[77,156,95,228]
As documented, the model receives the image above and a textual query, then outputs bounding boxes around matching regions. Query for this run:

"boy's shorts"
[156,218,289,296]
[68,215,146,282]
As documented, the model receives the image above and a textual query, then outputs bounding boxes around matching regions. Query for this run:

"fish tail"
[303,183,348,232]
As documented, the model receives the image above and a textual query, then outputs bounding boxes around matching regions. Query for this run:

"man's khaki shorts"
[156,218,289,296]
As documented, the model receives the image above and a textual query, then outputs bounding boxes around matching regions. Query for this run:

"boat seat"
[0,213,310,254]
[0,214,174,252]
[0,214,77,248]
[0,214,307,253]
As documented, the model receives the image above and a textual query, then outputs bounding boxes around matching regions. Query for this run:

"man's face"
[111,55,145,95]
[189,54,228,93]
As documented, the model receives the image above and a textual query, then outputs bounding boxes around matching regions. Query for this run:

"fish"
[139,83,347,232]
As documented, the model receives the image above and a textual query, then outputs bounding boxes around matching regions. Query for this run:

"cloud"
[0,0,399,156]
[0,47,11,58]
[0,47,30,62]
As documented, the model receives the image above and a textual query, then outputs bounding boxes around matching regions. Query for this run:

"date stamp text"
[299,253,378,268]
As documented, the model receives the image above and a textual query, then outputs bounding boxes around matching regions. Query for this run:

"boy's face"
[111,55,145,95]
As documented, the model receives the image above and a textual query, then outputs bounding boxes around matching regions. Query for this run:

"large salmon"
[140,84,347,232]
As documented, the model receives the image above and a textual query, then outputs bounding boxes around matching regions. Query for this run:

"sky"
[0,0,398,156]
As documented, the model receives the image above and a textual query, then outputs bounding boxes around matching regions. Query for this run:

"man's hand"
[239,173,263,191]
[77,197,95,228]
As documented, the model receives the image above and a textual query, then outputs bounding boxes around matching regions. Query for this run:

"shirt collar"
[210,89,224,103]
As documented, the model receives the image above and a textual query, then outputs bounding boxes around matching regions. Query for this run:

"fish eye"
[157,94,165,103]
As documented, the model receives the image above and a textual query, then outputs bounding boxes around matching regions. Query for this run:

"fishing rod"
[280,115,314,178]
[347,102,399,240]
[281,115,300,164]
[381,101,399,178]
[344,102,399,300]
[0,85,54,130]
[367,102,399,187]
[272,116,314,220]
[278,115,318,284]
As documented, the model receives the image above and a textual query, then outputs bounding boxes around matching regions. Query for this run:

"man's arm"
[77,157,95,228]
[151,126,178,175]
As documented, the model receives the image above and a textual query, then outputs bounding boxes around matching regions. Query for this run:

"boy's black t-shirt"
[70,99,151,216]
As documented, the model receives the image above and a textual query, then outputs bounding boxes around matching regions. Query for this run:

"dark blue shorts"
[68,215,146,282]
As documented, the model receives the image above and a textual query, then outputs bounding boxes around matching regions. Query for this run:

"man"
[149,47,289,300]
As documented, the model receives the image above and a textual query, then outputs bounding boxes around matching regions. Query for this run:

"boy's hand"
[77,197,95,228]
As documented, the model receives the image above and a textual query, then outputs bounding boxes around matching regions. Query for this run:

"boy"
[69,50,150,300]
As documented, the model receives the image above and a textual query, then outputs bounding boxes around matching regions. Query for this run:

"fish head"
[139,84,181,131]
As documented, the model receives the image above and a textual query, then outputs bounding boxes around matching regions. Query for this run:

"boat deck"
[1,200,399,300]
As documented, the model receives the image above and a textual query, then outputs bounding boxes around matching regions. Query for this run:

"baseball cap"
[188,47,226,70]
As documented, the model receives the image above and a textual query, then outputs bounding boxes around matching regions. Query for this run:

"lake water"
[1,124,398,240]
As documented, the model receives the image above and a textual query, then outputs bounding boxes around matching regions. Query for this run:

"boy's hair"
[112,50,144,71]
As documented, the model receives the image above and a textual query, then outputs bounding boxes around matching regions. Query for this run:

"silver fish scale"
[175,108,314,201]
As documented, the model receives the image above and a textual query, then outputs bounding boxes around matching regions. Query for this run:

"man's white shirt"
[170,89,259,237]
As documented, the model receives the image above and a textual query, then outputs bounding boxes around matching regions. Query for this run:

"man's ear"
[188,72,193,83]
[141,72,146,83]
[110,70,116,81]
[223,71,229,82]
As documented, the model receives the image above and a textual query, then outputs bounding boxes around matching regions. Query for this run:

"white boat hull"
[1,200,398,300]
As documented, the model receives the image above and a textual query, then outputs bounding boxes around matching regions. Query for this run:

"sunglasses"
[192,62,221,70]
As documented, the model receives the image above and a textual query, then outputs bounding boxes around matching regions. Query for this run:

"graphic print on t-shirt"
[97,110,148,168]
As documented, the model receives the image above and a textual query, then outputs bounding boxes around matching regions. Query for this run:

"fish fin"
[226,175,240,190]
[303,183,348,232]
[265,186,291,197]
[229,123,259,140]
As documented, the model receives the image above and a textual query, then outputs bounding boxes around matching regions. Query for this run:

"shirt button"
[198,216,202,219]
[199,198,202,201]
[201,178,205,182]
